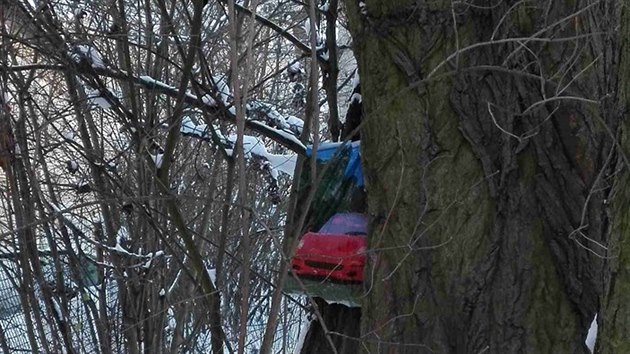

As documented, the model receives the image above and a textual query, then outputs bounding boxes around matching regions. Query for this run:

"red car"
[291,213,367,283]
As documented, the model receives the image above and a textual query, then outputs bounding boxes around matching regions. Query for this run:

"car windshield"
[318,213,367,235]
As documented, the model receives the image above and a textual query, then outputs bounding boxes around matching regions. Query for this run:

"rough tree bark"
[335,1,627,353]
[601,4,630,353]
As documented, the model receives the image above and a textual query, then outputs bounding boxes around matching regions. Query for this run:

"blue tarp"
[306,141,364,187]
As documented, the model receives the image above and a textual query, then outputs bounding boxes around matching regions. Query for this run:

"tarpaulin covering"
[306,141,363,187]
[299,142,366,230]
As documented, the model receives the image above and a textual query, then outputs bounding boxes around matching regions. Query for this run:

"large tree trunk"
[601,4,630,353]
[341,1,625,353]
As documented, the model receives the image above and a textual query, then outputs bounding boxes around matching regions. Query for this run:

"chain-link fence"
[0,252,119,353]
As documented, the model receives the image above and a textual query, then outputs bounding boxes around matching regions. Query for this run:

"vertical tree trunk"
[600,4,630,353]
[342,1,623,353]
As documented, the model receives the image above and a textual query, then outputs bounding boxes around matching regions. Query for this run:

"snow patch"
[248,120,305,151]
[201,94,217,107]
[139,76,176,91]
[319,49,329,61]
[111,227,168,264]
[116,226,127,245]
[67,160,79,173]
[207,268,216,285]
[151,153,164,168]
[85,88,117,109]
[287,60,304,82]
[303,18,312,39]
[73,7,85,18]
[142,250,165,268]
[223,134,296,178]
[267,153,296,177]
[179,111,298,181]
[181,116,209,140]
[112,227,135,256]
[586,314,597,353]
[285,115,304,135]
[238,134,268,158]
[288,61,302,74]
[292,316,313,354]
[212,74,231,105]
[62,130,75,141]
[248,101,304,136]
[70,45,106,69]
[358,1,367,15]
[167,307,176,331]
[352,72,360,89]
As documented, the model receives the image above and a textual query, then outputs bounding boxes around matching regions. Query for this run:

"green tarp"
[299,142,365,231]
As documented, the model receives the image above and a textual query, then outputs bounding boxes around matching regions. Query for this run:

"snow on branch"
[247,120,304,152]
[180,116,296,180]
[85,87,120,109]
[69,44,107,69]
[181,116,211,140]
[109,226,167,267]
[136,74,307,154]
[7,64,307,154]
[180,115,294,203]
[248,101,303,136]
